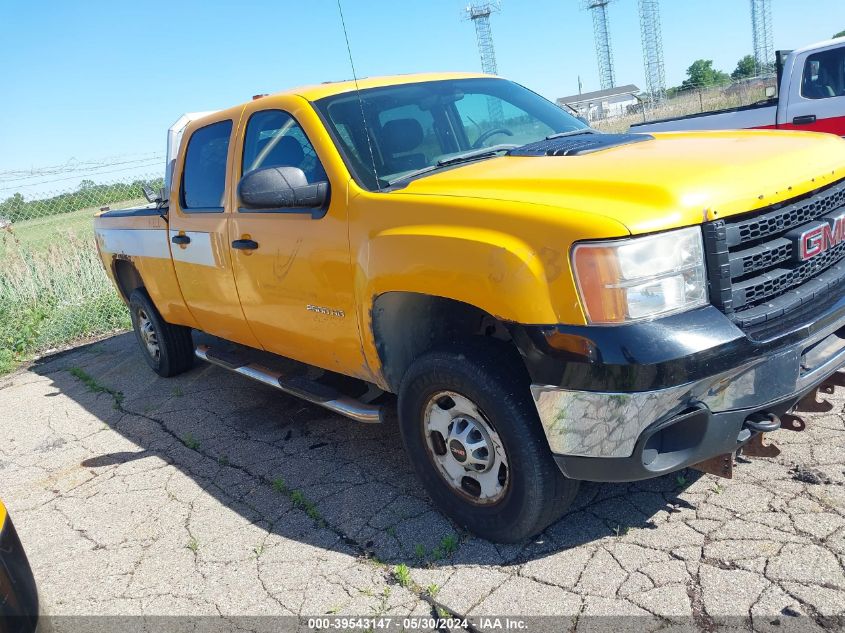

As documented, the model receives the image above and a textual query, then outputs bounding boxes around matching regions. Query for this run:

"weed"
[437,607,449,618]
[613,524,629,538]
[171,386,184,397]
[186,536,199,553]
[713,483,724,494]
[675,473,688,488]
[68,367,123,408]
[290,490,306,507]
[414,544,426,560]
[252,543,266,558]
[182,433,200,450]
[218,454,229,467]
[393,563,411,588]
[272,477,287,493]
[440,534,459,556]
[430,546,443,562]
[386,527,396,537]
[425,583,440,598]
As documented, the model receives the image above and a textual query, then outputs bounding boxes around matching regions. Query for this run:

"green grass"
[0,210,132,374]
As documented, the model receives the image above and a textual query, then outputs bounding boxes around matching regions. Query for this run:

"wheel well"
[112,258,144,303]
[371,292,523,392]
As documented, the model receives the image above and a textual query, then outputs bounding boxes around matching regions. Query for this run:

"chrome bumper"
[531,320,845,459]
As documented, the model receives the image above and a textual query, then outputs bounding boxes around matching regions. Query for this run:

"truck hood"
[396,130,845,235]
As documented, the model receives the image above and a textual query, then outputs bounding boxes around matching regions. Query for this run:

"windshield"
[313,77,588,190]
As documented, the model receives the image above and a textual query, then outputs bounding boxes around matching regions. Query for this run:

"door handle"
[231,239,259,250]
[793,115,817,125]
[171,234,191,245]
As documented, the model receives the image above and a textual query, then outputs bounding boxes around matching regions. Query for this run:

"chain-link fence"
[0,157,163,373]
[589,76,779,133]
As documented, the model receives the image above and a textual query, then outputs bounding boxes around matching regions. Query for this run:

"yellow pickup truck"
[94,72,845,541]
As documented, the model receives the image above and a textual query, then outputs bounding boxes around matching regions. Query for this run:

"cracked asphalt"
[3,333,845,631]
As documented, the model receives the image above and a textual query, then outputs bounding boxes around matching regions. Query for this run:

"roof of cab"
[287,71,493,102]
[185,72,495,130]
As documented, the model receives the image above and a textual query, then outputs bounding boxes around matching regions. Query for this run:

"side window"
[802,47,845,100]
[181,120,232,211]
[242,110,327,183]
[377,104,438,177]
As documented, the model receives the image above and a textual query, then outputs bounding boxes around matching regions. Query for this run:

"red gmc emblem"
[790,211,845,261]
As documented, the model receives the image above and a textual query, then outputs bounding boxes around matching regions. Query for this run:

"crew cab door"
[169,116,261,348]
[782,41,845,135]
[228,99,367,377]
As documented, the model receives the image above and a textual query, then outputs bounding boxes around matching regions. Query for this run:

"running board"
[195,345,383,423]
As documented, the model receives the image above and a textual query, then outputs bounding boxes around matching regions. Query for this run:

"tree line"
[0,178,163,224]
[670,30,845,95]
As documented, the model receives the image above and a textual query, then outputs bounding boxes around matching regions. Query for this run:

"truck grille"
[703,179,845,328]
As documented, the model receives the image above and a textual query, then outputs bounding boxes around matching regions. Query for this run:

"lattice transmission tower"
[465,2,503,121]
[583,0,617,90]
[465,2,500,75]
[638,0,666,105]
[750,0,774,75]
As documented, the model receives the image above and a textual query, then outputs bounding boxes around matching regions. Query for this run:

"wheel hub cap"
[136,309,160,361]
[424,392,509,504]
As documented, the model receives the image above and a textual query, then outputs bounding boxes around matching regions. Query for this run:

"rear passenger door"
[784,43,845,135]
[229,100,366,377]
[169,117,262,348]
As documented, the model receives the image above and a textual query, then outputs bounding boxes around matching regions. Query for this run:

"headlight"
[572,226,708,324]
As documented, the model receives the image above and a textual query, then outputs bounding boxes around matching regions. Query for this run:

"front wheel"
[398,341,579,542]
[129,289,194,378]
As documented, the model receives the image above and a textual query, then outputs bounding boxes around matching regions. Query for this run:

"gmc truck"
[94,72,845,542]
[634,37,845,136]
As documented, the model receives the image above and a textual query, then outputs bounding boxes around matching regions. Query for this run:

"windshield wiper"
[545,128,600,140]
[387,144,517,186]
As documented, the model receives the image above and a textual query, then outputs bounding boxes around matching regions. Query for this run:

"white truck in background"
[633,37,845,136]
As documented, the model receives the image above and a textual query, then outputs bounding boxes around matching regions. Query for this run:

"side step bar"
[195,345,384,424]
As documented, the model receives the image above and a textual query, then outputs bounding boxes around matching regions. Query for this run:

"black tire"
[128,289,194,378]
[398,339,579,543]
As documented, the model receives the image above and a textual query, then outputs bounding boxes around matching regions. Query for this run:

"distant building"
[557,84,641,121]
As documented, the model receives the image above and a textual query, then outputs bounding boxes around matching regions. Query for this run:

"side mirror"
[238,166,329,215]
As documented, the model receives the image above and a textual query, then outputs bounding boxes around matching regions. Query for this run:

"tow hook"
[741,413,782,459]
[743,412,781,433]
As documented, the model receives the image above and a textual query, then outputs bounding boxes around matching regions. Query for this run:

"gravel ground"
[2,333,845,631]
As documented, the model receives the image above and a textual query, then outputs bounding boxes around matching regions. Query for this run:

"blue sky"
[1,0,844,178]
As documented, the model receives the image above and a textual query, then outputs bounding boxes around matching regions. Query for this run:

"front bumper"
[0,512,39,632]
[514,297,845,482]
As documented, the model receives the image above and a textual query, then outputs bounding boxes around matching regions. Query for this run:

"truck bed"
[631,99,777,133]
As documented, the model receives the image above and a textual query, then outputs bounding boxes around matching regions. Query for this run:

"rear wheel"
[398,340,579,542]
[129,289,194,378]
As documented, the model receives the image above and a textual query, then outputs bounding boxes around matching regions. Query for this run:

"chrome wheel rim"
[136,308,160,361]
[423,391,509,504]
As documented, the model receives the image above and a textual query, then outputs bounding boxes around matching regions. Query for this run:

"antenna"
[464,2,504,122]
[750,0,775,76]
[638,0,666,106]
[336,0,381,191]
[582,0,617,91]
